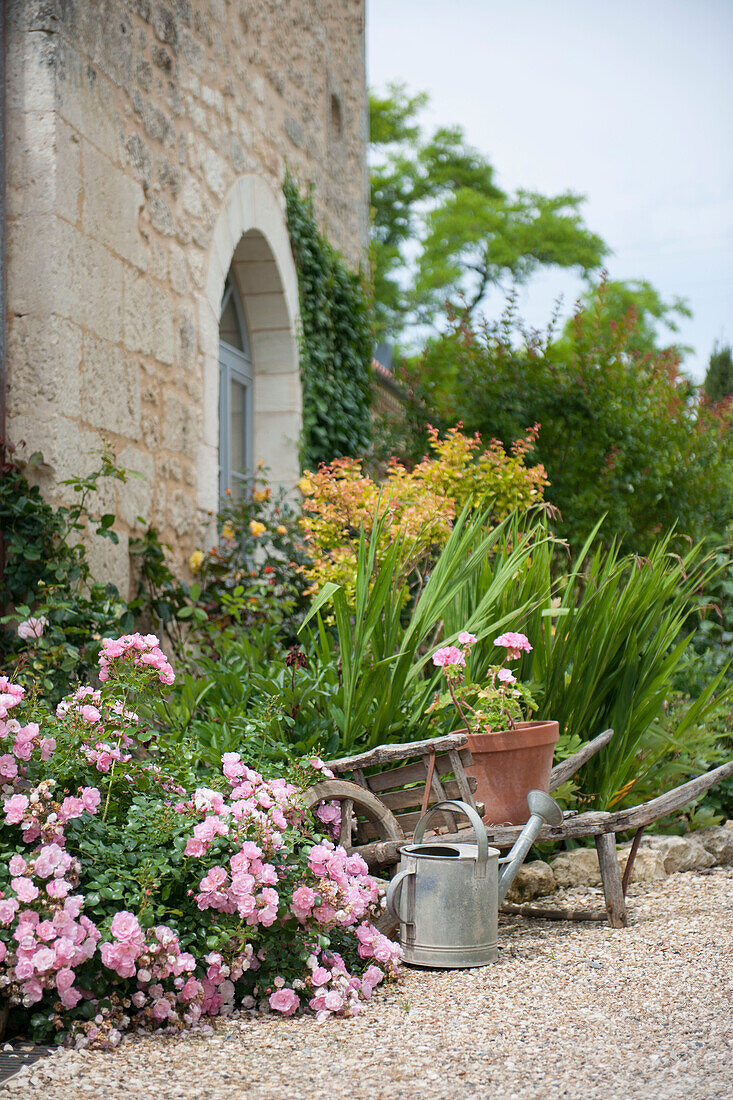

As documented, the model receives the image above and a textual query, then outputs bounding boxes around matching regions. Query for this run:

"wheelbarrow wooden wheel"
[302,778,405,864]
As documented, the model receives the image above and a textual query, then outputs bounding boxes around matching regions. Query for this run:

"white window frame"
[218,276,254,499]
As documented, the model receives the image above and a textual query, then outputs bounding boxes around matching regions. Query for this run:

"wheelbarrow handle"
[386,868,415,924]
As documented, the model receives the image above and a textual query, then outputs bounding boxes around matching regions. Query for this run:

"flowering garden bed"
[0,634,400,1049]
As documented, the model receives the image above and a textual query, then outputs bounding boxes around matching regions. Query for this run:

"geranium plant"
[429,630,538,733]
[0,634,400,1048]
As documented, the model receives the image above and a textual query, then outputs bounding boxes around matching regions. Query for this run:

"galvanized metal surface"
[387,793,563,968]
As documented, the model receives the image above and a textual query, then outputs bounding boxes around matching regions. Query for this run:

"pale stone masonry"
[4,0,368,595]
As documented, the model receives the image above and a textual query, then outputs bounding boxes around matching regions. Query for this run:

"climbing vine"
[284,173,373,470]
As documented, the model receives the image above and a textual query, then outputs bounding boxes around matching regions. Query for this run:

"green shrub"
[0,443,138,699]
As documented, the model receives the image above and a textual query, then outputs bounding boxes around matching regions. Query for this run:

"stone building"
[0,0,368,594]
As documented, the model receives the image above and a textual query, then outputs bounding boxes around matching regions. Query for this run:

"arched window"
[219,273,253,499]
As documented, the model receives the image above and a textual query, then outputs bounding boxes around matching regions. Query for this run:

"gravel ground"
[3,867,732,1099]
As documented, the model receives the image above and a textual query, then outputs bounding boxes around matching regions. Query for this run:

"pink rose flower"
[0,898,19,924]
[12,877,39,903]
[4,794,29,824]
[40,738,56,761]
[0,755,18,779]
[110,910,143,944]
[17,616,48,640]
[8,854,27,876]
[268,987,300,1016]
[46,879,71,899]
[81,787,101,814]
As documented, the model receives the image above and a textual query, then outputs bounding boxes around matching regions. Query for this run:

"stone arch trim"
[199,175,301,515]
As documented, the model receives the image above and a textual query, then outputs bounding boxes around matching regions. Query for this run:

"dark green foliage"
[402,283,733,554]
[0,443,137,699]
[283,173,373,470]
[704,343,733,404]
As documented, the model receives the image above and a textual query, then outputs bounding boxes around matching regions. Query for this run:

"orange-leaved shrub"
[298,424,548,603]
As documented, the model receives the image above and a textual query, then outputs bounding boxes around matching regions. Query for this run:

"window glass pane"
[220,293,243,350]
[230,378,247,476]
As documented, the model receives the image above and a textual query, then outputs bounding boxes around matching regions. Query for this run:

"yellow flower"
[277,525,287,536]
[249,520,266,538]
[253,488,270,502]
[297,476,312,496]
[188,550,205,573]
[221,522,235,540]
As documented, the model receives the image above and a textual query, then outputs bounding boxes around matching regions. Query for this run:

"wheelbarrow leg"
[595,833,627,928]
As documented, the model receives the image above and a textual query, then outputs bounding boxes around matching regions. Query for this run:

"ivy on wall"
[283,173,373,471]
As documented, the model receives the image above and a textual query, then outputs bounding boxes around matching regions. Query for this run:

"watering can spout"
[497,790,564,905]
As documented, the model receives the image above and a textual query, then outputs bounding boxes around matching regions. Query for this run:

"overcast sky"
[367,0,733,380]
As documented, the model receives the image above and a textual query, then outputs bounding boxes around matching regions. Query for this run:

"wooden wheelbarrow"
[302,728,733,928]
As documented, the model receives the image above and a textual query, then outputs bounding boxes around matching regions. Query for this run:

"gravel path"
[4,867,732,1099]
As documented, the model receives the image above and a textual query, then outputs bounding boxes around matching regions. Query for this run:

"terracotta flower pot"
[464,720,559,826]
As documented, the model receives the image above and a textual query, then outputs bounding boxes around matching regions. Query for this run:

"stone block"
[57,222,126,343]
[677,827,733,868]
[549,848,602,889]
[250,328,297,374]
[125,133,154,189]
[80,334,141,440]
[10,218,124,341]
[6,315,83,425]
[169,249,190,295]
[82,142,146,268]
[504,861,556,903]
[618,847,667,883]
[166,486,197,537]
[86,533,131,601]
[255,370,301,414]
[55,39,122,162]
[6,215,61,317]
[244,291,290,331]
[197,442,219,512]
[56,121,83,225]
[123,269,175,364]
[5,30,56,113]
[6,109,57,218]
[177,308,198,371]
[641,835,716,874]
[234,259,283,296]
[162,390,199,456]
[116,446,155,528]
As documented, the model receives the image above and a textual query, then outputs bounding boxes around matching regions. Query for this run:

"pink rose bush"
[0,634,401,1048]
[428,626,538,733]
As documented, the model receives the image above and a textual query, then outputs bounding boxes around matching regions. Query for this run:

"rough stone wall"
[4,0,368,595]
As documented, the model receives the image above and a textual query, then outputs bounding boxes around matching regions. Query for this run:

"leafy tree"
[369,83,608,342]
[704,343,733,404]
[566,278,692,359]
[399,280,733,553]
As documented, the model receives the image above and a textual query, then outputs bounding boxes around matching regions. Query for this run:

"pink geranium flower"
[432,645,466,668]
[493,632,532,660]
[458,631,477,645]
[497,668,517,684]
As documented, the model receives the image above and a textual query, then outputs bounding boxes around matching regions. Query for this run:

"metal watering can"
[386,791,563,968]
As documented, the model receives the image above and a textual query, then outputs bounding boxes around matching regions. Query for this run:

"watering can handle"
[412,800,489,868]
[386,869,415,924]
